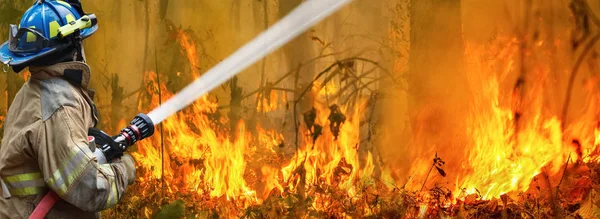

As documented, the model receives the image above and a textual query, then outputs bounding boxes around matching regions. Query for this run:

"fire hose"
[28,0,352,218]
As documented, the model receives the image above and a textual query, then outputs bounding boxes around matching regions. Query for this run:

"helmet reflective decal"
[66,14,75,23]
[49,21,60,38]
[26,26,36,43]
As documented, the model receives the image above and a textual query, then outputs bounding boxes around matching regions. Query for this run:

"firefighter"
[0,0,136,218]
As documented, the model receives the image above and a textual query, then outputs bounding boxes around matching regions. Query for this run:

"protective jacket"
[0,62,135,218]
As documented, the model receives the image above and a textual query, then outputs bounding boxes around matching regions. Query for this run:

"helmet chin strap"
[74,45,85,63]
[79,47,87,63]
[71,34,85,62]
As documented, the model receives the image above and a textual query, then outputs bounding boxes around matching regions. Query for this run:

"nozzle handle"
[89,113,155,161]
[89,128,124,162]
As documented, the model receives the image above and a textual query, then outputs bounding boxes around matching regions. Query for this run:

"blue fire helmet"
[0,0,98,67]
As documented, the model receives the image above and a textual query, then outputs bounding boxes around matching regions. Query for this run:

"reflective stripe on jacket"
[2,172,46,196]
[0,62,135,218]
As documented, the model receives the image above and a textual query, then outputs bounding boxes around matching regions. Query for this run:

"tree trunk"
[246,0,269,136]
[408,0,467,150]
[228,76,243,138]
[279,0,316,156]
[279,0,315,111]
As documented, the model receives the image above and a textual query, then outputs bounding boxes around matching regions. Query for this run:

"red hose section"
[29,191,60,219]
[29,136,97,218]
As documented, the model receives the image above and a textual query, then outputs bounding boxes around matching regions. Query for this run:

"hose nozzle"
[91,113,154,162]
[118,113,155,146]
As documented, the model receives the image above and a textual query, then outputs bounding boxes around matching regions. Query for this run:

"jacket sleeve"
[37,105,135,212]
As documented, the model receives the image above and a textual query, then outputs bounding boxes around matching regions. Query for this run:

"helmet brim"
[0,41,58,66]
[81,24,98,39]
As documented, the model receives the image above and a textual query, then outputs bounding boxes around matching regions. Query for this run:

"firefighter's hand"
[111,154,136,185]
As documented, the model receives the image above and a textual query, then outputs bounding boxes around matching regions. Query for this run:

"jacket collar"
[29,61,98,126]
[29,61,92,89]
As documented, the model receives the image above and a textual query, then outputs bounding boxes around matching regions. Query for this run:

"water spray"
[89,0,352,162]
[147,0,352,124]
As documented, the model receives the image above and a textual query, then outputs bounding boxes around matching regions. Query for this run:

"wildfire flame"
[175,28,200,76]
[256,89,282,113]
[459,58,566,199]
[130,28,385,217]
[448,36,598,200]
[133,70,381,209]
[123,22,600,218]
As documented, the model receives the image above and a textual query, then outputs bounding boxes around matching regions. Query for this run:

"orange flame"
[124,21,600,217]
[175,28,200,76]
[132,66,383,213]
[445,37,577,199]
